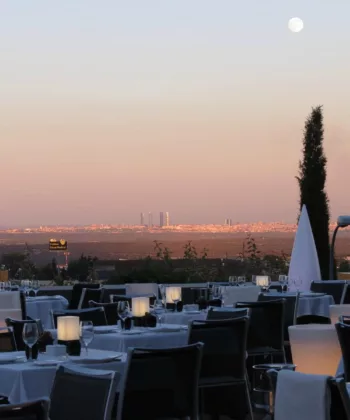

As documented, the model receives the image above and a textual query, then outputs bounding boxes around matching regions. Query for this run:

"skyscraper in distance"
[140,212,145,225]
[148,212,153,228]
[159,212,164,227]
[165,212,170,226]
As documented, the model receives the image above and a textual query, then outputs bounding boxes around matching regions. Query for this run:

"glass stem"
[28,346,32,362]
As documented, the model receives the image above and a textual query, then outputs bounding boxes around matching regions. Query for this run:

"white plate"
[94,326,118,334]
[34,360,62,367]
[152,327,182,333]
[120,330,143,335]
[69,352,123,364]
[0,355,25,364]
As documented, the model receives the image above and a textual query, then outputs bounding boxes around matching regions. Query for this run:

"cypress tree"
[297,106,330,279]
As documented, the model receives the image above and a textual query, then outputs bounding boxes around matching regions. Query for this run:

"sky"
[1,0,350,226]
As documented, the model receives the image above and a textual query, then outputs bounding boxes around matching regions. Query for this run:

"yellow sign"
[49,239,68,251]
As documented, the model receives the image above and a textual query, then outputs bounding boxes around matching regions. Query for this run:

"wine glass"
[117,301,130,327]
[238,276,246,286]
[171,291,180,311]
[32,280,40,297]
[22,322,39,362]
[152,300,165,327]
[158,284,166,305]
[228,276,237,286]
[80,321,94,356]
[293,276,302,293]
[278,275,288,293]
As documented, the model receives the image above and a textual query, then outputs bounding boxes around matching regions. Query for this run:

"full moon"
[288,17,304,33]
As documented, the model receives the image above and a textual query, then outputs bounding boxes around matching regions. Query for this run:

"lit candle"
[255,276,270,287]
[132,297,150,317]
[57,316,80,341]
[165,287,182,304]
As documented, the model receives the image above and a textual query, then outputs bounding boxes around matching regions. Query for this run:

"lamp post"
[329,216,350,279]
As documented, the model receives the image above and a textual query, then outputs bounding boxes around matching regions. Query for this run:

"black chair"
[78,288,105,309]
[236,300,286,362]
[297,314,331,324]
[50,365,119,420]
[68,283,101,310]
[188,318,253,420]
[52,307,107,328]
[0,398,50,419]
[88,301,118,325]
[117,344,203,420]
[0,328,17,352]
[335,321,350,382]
[207,307,249,321]
[267,369,350,420]
[311,281,347,304]
[258,293,300,342]
[20,291,27,320]
[4,319,43,351]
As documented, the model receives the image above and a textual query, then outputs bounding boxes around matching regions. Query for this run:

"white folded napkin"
[274,370,331,420]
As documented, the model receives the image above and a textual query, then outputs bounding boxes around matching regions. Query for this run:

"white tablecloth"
[26,296,68,329]
[264,292,334,317]
[49,325,189,353]
[0,350,126,404]
[162,311,206,325]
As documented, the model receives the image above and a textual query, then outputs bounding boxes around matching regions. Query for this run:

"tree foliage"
[297,106,330,279]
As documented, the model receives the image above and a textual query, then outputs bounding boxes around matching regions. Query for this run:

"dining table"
[0,349,126,404]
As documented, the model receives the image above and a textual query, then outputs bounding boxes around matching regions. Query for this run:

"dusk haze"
[1,0,350,227]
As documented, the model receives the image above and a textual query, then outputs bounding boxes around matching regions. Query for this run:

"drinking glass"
[293,277,302,292]
[22,322,39,362]
[228,276,237,286]
[171,291,180,310]
[159,284,166,305]
[117,301,130,326]
[152,300,165,327]
[80,321,94,356]
[238,276,246,286]
[278,275,288,292]
[32,280,40,297]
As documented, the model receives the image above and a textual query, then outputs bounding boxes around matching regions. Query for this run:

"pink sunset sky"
[1,0,350,226]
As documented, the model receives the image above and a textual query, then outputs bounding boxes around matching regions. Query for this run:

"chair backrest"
[236,300,285,352]
[335,321,350,382]
[5,318,43,351]
[0,398,50,419]
[88,301,118,325]
[0,291,23,326]
[52,307,107,328]
[268,369,350,420]
[0,327,17,352]
[223,286,261,306]
[258,293,300,341]
[330,305,350,325]
[69,283,100,310]
[117,343,204,420]
[50,365,119,420]
[78,288,104,309]
[188,318,248,381]
[206,307,249,321]
[311,281,347,304]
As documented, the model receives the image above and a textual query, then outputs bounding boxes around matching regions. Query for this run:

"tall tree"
[297,106,330,279]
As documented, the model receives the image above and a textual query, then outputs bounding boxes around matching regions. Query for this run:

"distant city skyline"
[1,1,350,226]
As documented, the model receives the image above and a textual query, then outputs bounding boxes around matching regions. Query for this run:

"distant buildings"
[165,212,170,226]
[148,212,153,227]
[140,213,145,226]
[224,218,232,226]
[159,212,164,227]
